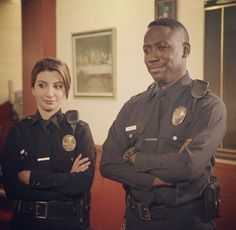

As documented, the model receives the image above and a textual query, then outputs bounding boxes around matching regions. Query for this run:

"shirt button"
[71,157,74,161]
[173,136,177,141]
[37,182,40,186]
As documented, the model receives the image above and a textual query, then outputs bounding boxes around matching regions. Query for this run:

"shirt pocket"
[51,151,74,173]
[158,124,189,154]
[125,123,145,146]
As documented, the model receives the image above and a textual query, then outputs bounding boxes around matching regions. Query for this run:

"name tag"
[37,157,50,162]
[144,137,158,142]
[125,125,137,132]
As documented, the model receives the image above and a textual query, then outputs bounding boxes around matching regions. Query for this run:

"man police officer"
[100,18,227,230]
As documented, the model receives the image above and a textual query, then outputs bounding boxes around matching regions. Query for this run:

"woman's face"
[32,70,65,116]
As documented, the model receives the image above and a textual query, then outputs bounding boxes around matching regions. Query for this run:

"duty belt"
[15,199,86,220]
[126,193,205,221]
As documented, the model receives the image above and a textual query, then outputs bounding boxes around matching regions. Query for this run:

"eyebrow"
[143,41,166,49]
[36,80,64,84]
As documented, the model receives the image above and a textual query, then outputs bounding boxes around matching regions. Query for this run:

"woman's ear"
[182,42,190,58]
[31,87,35,96]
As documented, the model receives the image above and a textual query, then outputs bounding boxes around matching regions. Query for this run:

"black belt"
[127,194,205,221]
[15,199,85,219]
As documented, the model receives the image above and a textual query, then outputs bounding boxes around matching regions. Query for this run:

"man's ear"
[182,42,190,58]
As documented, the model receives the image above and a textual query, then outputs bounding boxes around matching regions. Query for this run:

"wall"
[215,160,236,230]
[56,0,204,145]
[0,0,22,105]
[22,0,56,116]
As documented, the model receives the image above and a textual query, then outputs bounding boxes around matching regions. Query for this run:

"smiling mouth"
[44,100,55,105]
[148,64,165,74]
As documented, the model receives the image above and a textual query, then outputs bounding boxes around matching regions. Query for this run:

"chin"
[151,74,160,82]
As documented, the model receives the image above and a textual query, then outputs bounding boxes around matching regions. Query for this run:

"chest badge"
[172,106,187,126]
[62,135,76,151]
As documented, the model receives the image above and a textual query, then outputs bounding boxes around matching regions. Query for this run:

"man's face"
[143,25,189,89]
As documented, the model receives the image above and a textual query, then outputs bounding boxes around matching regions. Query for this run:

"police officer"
[100,18,227,230]
[1,57,96,230]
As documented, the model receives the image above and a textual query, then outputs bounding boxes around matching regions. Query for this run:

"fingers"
[78,161,91,172]
[18,170,31,185]
[70,154,91,173]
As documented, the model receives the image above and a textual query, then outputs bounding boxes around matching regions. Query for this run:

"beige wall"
[0,0,22,105]
[0,0,204,144]
[57,0,204,144]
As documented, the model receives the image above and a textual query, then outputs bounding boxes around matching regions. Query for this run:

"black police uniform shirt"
[1,109,96,201]
[101,73,227,206]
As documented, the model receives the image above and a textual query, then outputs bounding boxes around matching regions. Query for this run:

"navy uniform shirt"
[100,73,227,206]
[1,109,96,201]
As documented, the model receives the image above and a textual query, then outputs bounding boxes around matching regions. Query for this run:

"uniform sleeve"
[1,126,39,200]
[100,103,155,191]
[29,123,96,195]
[134,99,227,183]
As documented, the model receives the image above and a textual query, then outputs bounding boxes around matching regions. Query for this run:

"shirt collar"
[31,109,64,129]
[148,72,191,102]
[164,72,192,102]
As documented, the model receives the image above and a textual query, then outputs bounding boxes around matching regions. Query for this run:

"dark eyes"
[37,83,64,89]
[54,84,64,89]
[143,44,168,55]
[38,83,47,88]
[158,44,168,50]
[143,48,150,54]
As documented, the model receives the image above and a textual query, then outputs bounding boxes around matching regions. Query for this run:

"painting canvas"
[155,0,176,19]
[72,28,115,97]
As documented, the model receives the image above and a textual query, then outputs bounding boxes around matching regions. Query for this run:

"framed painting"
[72,28,116,97]
[155,0,177,19]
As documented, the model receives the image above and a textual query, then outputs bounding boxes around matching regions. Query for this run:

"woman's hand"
[18,170,31,185]
[70,154,91,173]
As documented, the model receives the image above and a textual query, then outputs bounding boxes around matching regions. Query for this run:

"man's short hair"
[148,18,189,42]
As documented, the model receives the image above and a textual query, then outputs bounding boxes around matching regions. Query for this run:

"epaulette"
[190,79,209,113]
[191,79,209,99]
[20,115,33,122]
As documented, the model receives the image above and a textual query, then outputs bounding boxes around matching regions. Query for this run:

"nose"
[148,49,161,63]
[45,86,54,97]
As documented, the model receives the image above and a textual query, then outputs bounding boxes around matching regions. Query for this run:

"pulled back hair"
[148,18,189,42]
[31,57,71,98]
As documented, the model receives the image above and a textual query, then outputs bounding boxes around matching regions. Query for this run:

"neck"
[38,108,60,120]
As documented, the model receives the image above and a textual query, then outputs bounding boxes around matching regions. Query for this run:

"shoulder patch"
[191,79,209,99]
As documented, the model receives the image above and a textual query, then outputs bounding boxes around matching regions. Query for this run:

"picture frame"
[155,0,177,19]
[72,28,116,97]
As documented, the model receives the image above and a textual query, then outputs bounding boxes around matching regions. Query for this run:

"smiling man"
[100,18,227,230]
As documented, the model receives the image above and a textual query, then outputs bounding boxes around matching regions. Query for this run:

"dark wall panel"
[22,0,56,116]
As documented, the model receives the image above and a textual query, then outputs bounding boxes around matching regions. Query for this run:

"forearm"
[135,151,191,183]
[100,160,154,191]
[29,168,95,195]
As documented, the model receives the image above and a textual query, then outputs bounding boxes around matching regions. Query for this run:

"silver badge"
[172,106,187,126]
[62,135,76,151]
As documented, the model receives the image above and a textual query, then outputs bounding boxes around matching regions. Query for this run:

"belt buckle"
[137,203,151,221]
[35,201,48,219]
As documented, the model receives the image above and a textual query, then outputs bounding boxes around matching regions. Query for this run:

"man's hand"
[70,154,91,173]
[18,170,31,185]
[152,177,170,187]
[122,146,136,164]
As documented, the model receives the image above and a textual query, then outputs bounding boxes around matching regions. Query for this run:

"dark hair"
[31,57,71,98]
[148,18,189,42]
